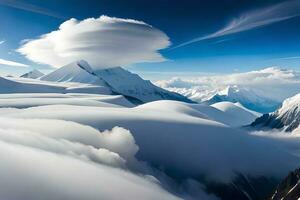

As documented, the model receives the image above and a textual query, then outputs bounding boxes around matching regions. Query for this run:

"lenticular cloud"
[18,15,171,69]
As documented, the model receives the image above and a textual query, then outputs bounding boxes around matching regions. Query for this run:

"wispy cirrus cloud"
[0,40,5,45]
[0,0,65,19]
[172,0,300,49]
[0,58,28,67]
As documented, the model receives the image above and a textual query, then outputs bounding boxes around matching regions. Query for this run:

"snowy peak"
[41,60,107,85]
[20,69,44,79]
[251,93,300,132]
[42,60,193,104]
[77,60,95,74]
[278,93,300,115]
[94,66,193,103]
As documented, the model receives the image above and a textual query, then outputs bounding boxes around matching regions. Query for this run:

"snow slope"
[0,93,134,108]
[0,76,65,93]
[41,60,109,86]
[41,60,193,104]
[212,101,261,126]
[20,69,44,79]
[251,93,300,132]
[1,74,112,95]
[138,100,258,127]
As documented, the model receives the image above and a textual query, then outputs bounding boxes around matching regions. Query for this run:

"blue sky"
[0,0,300,78]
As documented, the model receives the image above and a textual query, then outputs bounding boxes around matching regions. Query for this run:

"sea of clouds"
[156,67,300,104]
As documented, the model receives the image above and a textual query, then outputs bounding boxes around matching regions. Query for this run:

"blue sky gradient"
[0,0,300,78]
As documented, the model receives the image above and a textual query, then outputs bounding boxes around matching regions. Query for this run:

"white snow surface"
[0,93,134,108]
[212,101,261,126]
[2,74,112,95]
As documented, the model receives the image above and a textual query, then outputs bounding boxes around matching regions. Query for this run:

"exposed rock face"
[271,168,300,200]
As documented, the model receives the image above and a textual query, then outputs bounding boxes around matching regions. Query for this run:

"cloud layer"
[18,16,170,69]
[173,0,300,48]
[0,116,183,200]
[156,67,300,103]
[1,93,300,199]
[0,58,28,67]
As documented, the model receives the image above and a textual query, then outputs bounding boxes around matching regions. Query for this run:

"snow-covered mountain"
[251,93,300,132]
[20,69,44,79]
[204,85,281,113]
[41,60,193,104]
[211,101,261,126]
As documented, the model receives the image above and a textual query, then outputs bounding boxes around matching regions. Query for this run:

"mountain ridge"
[251,93,300,132]
[42,60,193,104]
[204,85,281,114]
[20,69,44,79]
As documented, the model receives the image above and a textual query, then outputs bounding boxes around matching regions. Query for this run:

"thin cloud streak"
[0,58,28,67]
[0,40,5,45]
[172,0,300,49]
[0,0,65,19]
[277,56,300,60]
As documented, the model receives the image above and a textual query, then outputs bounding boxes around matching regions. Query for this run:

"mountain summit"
[20,69,44,79]
[251,93,300,132]
[41,60,193,104]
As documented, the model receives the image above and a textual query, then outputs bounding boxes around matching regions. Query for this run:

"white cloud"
[0,140,181,200]
[0,40,5,45]
[173,0,300,48]
[0,58,28,67]
[0,118,139,167]
[156,67,300,102]
[4,103,299,183]
[18,16,171,69]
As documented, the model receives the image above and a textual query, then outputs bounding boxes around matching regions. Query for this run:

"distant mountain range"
[204,85,281,114]
[166,85,282,113]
